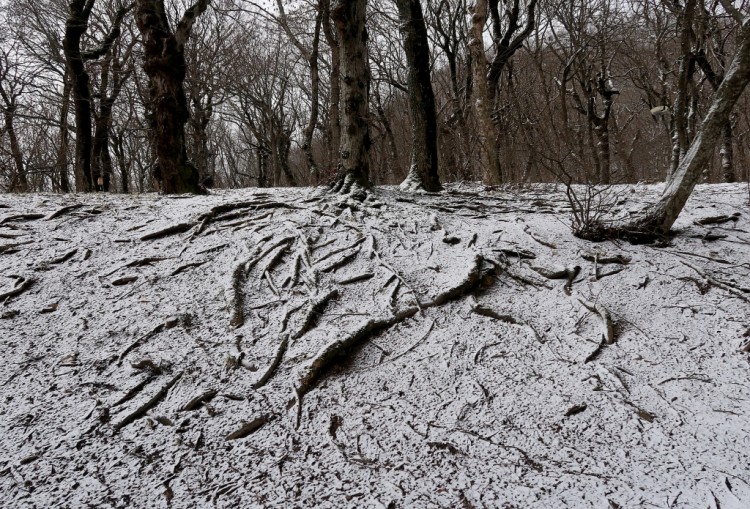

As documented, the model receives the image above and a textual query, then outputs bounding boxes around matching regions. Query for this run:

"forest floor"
[1,182,749,508]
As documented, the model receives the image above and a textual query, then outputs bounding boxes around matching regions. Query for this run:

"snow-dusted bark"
[595,16,750,240]
[469,0,501,186]
[330,0,371,197]
[395,0,442,193]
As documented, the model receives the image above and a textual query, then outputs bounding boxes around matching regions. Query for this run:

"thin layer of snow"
[0,183,748,508]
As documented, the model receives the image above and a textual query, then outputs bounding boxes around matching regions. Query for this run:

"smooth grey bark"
[395,0,442,192]
[330,0,371,196]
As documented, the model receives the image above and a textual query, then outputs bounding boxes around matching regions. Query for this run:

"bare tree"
[134,0,209,194]
[0,42,29,191]
[395,0,442,192]
[329,0,371,196]
[63,0,133,192]
[586,6,750,240]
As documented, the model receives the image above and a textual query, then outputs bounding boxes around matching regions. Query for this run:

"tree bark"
[321,0,341,180]
[330,0,371,196]
[599,18,750,240]
[395,0,442,192]
[135,0,209,194]
[63,0,95,192]
[469,0,501,185]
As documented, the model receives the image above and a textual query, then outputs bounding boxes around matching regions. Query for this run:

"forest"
[0,0,748,196]
[1,1,750,508]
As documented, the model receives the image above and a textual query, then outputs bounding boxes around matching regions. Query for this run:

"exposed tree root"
[254,289,339,389]
[112,372,183,433]
[294,255,486,424]
[171,261,207,276]
[225,415,269,440]
[422,254,483,306]
[314,237,366,265]
[118,323,166,365]
[245,237,294,272]
[141,223,194,241]
[0,241,33,254]
[531,265,581,294]
[226,261,247,328]
[576,296,615,345]
[0,277,34,302]
[523,225,557,249]
[293,289,340,341]
[694,212,740,225]
[112,375,157,407]
[471,303,542,342]
[319,247,361,273]
[337,273,374,285]
[179,389,218,411]
[47,249,78,265]
[45,204,84,220]
[580,251,631,265]
[0,213,44,225]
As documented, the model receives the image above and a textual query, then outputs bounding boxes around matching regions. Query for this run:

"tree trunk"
[330,0,371,196]
[63,0,94,192]
[720,121,734,183]
[135,0,209,194]
[321,0,341,180]
[669,0,697,179]
[600,19,750,240]
[1,102,28,192]
[396,0,441,192]
[57,71,72,193]
[469,0,501,185]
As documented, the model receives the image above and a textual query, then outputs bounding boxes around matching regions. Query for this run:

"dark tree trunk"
[321,0,341,179]
[135,0,209,194]
[57,71,72,193]
[2,105,27,192]
[330,0,371,196]
[395,0,441,192]
[63,0,131,193]
[63,0,95,192]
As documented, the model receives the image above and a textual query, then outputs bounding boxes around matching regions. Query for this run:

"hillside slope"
[1,183,749,508]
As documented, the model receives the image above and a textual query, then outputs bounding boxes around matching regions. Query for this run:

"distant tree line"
[0,0,749,194]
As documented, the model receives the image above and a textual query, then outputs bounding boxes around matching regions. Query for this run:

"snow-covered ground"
[1,183,749,508]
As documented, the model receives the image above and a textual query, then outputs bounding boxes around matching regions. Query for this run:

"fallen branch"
[680,260,750,303]
[577,297,615,345]
[112,372,183,432]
